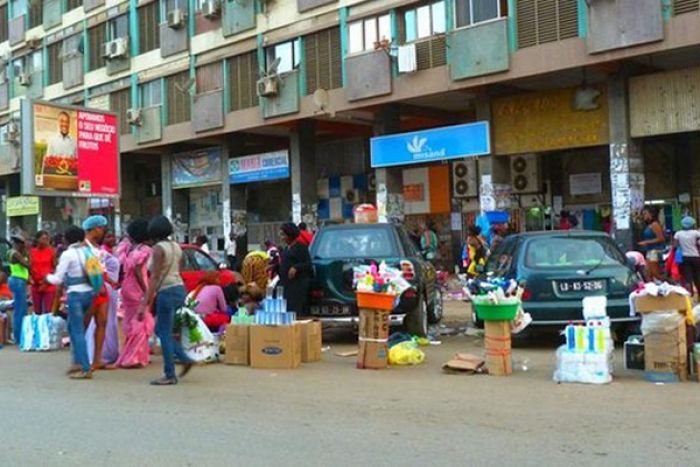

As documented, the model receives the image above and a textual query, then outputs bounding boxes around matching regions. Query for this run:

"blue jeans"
[9,277,27,345]
[67,291,95,372]
[155,285,191,379]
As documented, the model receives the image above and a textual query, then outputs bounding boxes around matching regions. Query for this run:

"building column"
[608,72,644,250]
[374,105,403,223]
[221,139,231,242]
[160,152,173,220]
[290,120,317,228]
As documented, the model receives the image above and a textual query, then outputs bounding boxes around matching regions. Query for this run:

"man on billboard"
[46,112,77,158]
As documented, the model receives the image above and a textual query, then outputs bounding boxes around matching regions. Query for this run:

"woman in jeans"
[138,216,193,386]
[8,234,30,346]
[674,216,700,296]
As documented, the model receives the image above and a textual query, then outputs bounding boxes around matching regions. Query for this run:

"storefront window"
[266,39,301,74]
[455,0,502,28]
[348,14,392,54]
[140,80,162,107]
[404,1,446,42]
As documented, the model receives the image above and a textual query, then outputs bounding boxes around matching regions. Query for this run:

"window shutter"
[304,27,342,95]
[0,5,7,43]
[416,36,446,71]
[673,0,700,14]
[557,0,578,40]
[139,2,161,54]
[167,71,192,125]
[517,0,537,48]
[48,42,63,85]
[196,61,223,93]
[517,0,579,49]
[229,51,259,111]
[110,88,132,135]
[88,25,107,71]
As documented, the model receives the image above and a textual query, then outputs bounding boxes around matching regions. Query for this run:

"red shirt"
[30,247,56,284]
[298,230,313,246]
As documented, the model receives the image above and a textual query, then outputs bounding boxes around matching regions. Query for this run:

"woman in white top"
[673,216,700,296]
[138,216,194,385]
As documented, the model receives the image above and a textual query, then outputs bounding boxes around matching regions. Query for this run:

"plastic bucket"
[473,302,519,321]
[356,292,397,311]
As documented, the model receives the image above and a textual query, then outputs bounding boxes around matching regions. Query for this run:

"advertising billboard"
[172,147,222,189]
[21,100,120,197]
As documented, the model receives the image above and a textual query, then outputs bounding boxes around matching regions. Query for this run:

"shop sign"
[569,173,602,196]
[172,147,222,189]
[492,86,609,155]
[21,100,120,198]
[229,150,290,184]
[370,122,490,168]
[6,196,40,217]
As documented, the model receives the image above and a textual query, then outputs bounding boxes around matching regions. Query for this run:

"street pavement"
[1,302,699,466]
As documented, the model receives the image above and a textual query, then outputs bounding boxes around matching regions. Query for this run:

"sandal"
[150,377,178,386]
[69,371,93,380]
[65,365,81,376]
[179,362,194,379]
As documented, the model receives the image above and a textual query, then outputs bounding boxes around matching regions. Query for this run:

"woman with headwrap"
[673,216,700,296]
[278,222,312,315]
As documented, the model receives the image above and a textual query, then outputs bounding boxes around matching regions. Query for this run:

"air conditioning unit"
[202,0,221,19]
[256,76,279,97]
[126,108,143,126]
[167,8,186,29]
[26,36,41,49]
[18,73,31,87]
[101,42,111,59]
[109,37,129,59]
[6,121,20,144]
[510,154,540,194]
[452,159,478,198]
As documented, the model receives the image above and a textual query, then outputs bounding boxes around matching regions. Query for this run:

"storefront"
[491,85,611,233]
[229,150,291,250]
[370,122,490,266]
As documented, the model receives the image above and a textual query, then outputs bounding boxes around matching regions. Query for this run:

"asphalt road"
[1,302,699,466]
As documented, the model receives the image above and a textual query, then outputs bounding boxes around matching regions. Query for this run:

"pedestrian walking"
[139,215,193,385]
[115,219,153,369]
[638,206,666,281]
[8,234,30,346]
[279,223,312,315]
[82,215,110,370]
[673,216,700,296]
[29,230,57,315]
[46,226,94,379]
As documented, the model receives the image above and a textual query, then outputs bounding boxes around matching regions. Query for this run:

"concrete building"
[1,0,700,260]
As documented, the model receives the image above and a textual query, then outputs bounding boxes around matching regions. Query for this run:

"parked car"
[481,230,641,329]
[180,245,236,292]
[309,223,443,336]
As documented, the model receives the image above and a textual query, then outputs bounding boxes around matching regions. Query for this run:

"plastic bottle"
[565,322,576,351]
[575,325,586,352]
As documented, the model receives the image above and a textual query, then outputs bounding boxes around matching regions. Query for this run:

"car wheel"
[404,298,428,337]
[428,289,443,324]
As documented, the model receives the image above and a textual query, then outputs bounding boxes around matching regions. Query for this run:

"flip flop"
[150,377,178,386]
[69,371,93,380]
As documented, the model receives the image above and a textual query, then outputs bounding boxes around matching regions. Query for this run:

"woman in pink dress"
[115,219,154,368]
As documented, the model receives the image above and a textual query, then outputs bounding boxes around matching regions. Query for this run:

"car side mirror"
[218,262,228,270]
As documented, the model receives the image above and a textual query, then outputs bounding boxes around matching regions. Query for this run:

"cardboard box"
[224,324,250,366]
[484,320,512,351]
[486,349,512,376]
[634,293,688,314]
[250,324,301,370]
[297,320,322,363]
[357,339,388,369]
[644,321,688,381]
[359,308,389,340]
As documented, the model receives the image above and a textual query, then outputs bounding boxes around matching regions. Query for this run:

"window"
[166,71,191,125]
[28,0,42,28]
[192,249,217,271]
[0,5,8,43]
[305,27,342,94]
[66,0,82,11]
[196,61,223,93]
[140,79,162,107]
[455,0,502,28]
[88,24,107,71]
[524,237,624,269]
[10,0,27,19]
[348,14,392,54]
[404,1,445,42]
[139,2,161,53]
[109,87,132,135]
[109,14,129,40]
[266,39,301,74]
[313,228,398,259]
[47,42,63,85]
[228,51,258,112]
[29,50,42,73]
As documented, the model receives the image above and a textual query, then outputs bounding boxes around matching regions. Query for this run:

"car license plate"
[310,304,352,316]
[556,279,606,293]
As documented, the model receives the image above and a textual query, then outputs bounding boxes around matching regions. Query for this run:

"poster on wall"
[569,173,602,196]
[172,148,222,188]
[21,100,120,197]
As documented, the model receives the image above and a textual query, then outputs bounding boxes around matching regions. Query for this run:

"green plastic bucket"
[473,302,519,321]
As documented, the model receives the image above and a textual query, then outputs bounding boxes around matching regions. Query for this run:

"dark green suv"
[309,224,443,336]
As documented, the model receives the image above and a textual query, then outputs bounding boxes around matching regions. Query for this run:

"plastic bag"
[20,314,51,352]
[641,311,683,336]
[553,345,612,384]
[177,307,219,363]
[389,341,425,365]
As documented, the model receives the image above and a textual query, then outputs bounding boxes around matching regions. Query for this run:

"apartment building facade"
[1,0,700,258]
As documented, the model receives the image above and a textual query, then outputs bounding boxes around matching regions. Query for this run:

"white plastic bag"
[20,315,35,351]
[553,345,612,385]
[20,314,51,352]
[178,307,219,363]
[641,312,683,336]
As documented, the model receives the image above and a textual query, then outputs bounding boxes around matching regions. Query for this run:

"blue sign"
[370,122,490,168]
[229,150,290,184]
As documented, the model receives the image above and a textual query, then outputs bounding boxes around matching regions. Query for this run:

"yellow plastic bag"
[389,341,425,365]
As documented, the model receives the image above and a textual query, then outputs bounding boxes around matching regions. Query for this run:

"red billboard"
[22,100,120,197]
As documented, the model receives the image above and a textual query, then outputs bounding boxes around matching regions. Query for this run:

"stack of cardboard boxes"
[224,320,322,369]
[357,308,390,369]
[484,320,512,376]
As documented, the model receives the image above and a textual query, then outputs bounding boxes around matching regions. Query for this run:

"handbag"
[675,247,684,265]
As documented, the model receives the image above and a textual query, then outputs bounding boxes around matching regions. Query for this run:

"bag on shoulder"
[83,248,105,293]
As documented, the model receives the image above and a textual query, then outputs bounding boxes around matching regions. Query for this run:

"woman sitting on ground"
[189,272,229,332]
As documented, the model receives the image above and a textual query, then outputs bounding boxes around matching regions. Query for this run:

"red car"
[179,245,237,292]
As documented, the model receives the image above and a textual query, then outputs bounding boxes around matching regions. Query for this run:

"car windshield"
[524,236,625,269]
[314,228,397,259]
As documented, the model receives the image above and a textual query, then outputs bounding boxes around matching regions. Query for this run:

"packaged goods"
[250,324,301,370]
[224,324,250,366]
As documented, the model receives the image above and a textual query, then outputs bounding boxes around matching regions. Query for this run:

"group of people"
[3,216,316,385]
